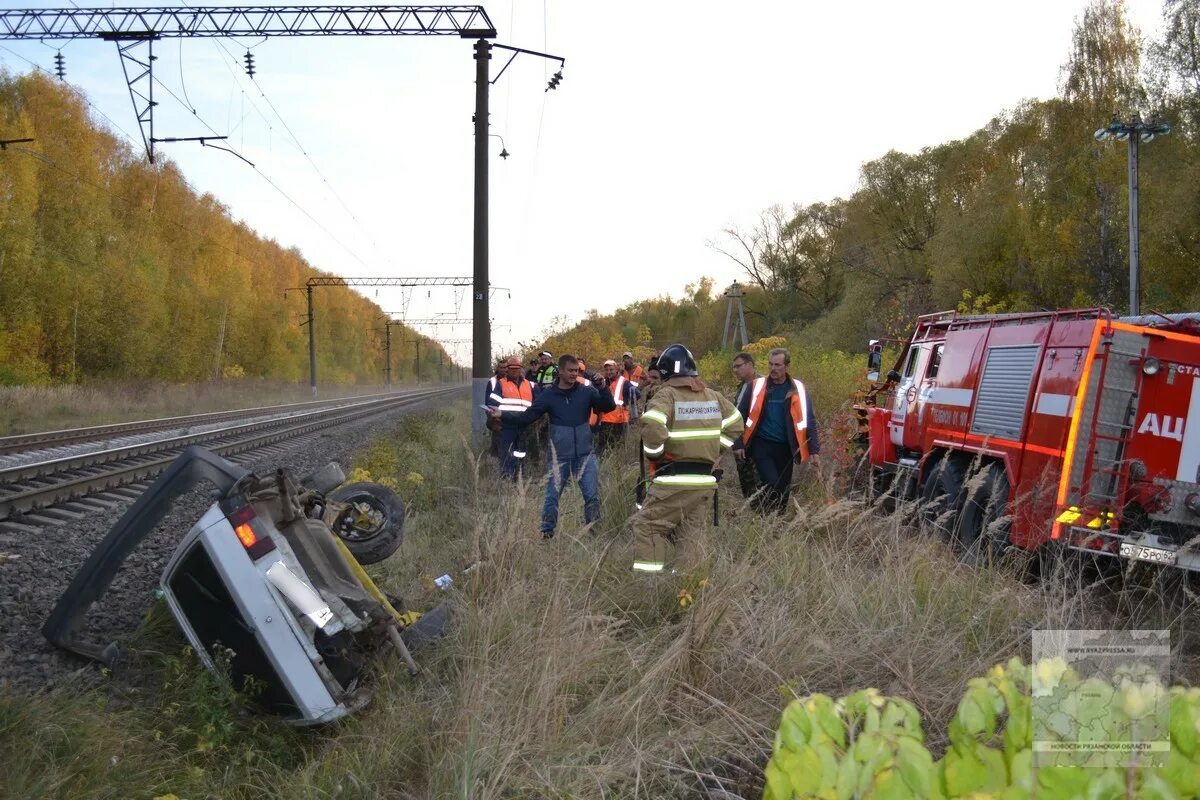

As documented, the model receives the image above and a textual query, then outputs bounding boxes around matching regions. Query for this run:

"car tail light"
[222,498,276,559]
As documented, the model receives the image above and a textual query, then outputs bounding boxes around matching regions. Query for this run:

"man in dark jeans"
[734,347,820,514]
[488,354,615,538]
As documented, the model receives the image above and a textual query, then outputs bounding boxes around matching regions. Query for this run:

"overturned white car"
[43,446,445,725]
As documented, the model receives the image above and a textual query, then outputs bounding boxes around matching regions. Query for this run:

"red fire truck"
[858,308,1200,570]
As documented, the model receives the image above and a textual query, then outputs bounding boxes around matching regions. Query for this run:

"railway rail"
[0,385,461,528]
[0,390,409,456]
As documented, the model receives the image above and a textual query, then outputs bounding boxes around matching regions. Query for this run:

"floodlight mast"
[1093,115,1172,316]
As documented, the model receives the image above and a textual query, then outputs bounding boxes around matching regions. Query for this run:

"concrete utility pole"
[464,34,564,440]
[1094,115,1171,316]
[470,37,491,440]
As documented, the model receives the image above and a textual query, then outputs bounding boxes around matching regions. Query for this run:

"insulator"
[53,52,65,81]
[243,51,256,78]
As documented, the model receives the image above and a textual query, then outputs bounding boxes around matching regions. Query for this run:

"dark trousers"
[749,437,794,514]
[736,455,760,498]
[594,422,627,458]
[499,425,534,479]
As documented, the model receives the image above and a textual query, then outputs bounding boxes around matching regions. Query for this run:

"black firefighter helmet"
[655,343,698,382]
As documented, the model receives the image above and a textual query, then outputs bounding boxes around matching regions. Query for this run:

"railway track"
[0,390,408,456]
[0,385,462,529]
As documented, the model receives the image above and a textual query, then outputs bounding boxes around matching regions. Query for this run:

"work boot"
[540,530,555,541]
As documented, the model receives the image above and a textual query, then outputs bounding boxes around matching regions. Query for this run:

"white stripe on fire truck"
[1176,376,1200,482]
[928,387,973,407]
[1035,393,1074,417]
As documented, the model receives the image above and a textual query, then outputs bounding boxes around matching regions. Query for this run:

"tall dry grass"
[3,399,1198,799]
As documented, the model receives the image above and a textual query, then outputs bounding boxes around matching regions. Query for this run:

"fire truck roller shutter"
[971,345,1041,440]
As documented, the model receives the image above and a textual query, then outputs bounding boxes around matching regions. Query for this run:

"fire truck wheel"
[869,466,896,511]
[920,454,965,541]
[958,464,1011,566]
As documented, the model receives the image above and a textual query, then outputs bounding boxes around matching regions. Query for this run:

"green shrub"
[763,658,1200,799]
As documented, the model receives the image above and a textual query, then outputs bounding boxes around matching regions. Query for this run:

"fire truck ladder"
[1069,328,1149,531]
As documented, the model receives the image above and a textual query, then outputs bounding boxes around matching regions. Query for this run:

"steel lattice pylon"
[0,6,495,161]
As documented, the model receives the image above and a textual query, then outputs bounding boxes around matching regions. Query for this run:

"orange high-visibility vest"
[492,376,533,413]
[597,376,629,425]
[623,364,646,387]
[742,376,810,461]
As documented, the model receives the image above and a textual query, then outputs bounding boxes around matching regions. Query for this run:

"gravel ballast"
[0,394,451,695]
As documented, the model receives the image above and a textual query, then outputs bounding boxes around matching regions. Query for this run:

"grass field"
[3,398,1198,799]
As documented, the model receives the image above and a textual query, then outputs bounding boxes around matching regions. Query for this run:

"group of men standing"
[485,350,653,538]
[485,344,819,575]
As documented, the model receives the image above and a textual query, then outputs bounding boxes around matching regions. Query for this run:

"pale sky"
[0,0,1167,366]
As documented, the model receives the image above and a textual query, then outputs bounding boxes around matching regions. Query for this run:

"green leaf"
[1037,764,1091,797]
[1137,772,1185,800]
[1080,770,1124,800]
[1160,750,1200,797]
[1169,691,1197,758]
[813,700,846,749]
[783,745,827,797]
[894,735,935,798]
[763,759,793,800]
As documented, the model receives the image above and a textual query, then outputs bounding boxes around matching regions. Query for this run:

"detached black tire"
[328,482,406,565]
[957,463,1011,566]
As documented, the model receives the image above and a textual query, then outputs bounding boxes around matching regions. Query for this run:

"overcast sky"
[0,0,1166,365]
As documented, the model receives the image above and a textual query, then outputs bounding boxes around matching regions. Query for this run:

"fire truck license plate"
[1119,542,1177,566]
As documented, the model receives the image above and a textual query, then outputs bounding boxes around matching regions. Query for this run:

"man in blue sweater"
[488,353,616,538]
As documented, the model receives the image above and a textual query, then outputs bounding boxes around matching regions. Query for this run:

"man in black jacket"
[489,354,616,538]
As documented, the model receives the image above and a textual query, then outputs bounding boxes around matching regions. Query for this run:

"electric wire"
[0,43,141,149]
[210,37,397,269]
[0,37,377,273]
[141,60,375,270]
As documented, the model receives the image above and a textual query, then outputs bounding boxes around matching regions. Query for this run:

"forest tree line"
[0,71,449,386]
[536,0,1200,366]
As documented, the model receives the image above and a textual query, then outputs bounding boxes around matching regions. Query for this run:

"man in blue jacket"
[488,353,616,539]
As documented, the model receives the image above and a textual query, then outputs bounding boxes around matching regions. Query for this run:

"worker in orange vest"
[487,356,536,479]
[594,359,636,457]
[733,347,820,514]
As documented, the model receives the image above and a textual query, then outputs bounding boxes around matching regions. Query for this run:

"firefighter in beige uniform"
[632,344,744,574]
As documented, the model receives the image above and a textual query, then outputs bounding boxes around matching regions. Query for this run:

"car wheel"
[957,463,1011,566]
[328,482,406,565]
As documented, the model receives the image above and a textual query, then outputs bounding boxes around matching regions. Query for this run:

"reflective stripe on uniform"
[653,474,716,486]
[512,450,527,458]
[643,409,668,425]
[720,435,734,448]
[643,442,665,457]
[722,410,742,429]
[745,377,766,427]
[489,393,504,403]
[632,560,665,572]
[667,428,721,440]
